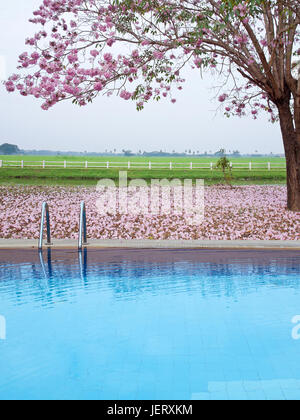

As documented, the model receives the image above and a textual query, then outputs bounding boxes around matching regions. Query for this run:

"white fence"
[0,160,286,171]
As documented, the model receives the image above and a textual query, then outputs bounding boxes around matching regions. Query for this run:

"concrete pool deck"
[1,239,300,250]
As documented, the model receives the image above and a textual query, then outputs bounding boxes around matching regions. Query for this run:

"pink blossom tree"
[5,0,300,210]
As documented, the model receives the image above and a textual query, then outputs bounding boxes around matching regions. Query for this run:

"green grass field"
[0,155,287,186]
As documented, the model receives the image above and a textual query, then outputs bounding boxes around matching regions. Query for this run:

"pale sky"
[0,0,283,154]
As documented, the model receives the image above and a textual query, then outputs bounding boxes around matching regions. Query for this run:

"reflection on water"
[78,248,88,285]
[1,250,300,307]
[0,250,300,400]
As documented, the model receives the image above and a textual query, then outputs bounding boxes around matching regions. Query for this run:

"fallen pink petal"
[1,185,299,241]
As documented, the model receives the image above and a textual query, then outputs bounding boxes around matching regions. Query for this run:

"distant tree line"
[0,143,21,155]
[0,143,283,158]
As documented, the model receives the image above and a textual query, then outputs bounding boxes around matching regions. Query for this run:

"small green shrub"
[215,157,233,186]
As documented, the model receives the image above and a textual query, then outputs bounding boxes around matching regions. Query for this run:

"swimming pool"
[0,249,300,400]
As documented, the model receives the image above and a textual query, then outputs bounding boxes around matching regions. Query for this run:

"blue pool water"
[0,249,300,400]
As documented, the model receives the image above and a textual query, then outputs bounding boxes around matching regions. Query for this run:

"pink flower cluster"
[0,185,299,241]
[6,0,298,119]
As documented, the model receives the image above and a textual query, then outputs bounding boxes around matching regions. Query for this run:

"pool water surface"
[0,249,300,400]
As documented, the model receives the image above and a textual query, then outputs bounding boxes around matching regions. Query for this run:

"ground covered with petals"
[0,185,299,241]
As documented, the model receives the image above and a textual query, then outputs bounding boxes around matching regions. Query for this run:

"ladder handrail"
[78,201,88,250]
[39,202,51,250]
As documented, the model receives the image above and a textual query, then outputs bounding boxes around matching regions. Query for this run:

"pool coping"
[1,239,300,250]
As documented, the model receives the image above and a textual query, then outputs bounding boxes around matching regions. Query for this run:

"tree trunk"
[278,100,300,211]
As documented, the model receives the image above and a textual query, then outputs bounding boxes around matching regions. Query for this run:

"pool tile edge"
[1,239,300,250]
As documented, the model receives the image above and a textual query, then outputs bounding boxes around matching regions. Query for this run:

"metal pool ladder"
[39,202,51,250]
[78,201,88,250]
[39,201,87,250]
